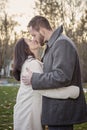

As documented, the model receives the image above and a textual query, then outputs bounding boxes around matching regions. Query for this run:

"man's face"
[28,26,45,46]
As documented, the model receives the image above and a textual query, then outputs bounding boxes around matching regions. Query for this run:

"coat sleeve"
[27,59,80,100]
[38,85,80,99]
[31,40,77,90]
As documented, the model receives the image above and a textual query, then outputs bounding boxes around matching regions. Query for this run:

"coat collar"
[47,25,63,48]
[27,55,35,62]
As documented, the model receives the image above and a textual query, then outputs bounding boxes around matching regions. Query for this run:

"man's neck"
[45,30,53,41]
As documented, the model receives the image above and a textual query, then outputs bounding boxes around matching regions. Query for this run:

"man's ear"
[39,27,46,35]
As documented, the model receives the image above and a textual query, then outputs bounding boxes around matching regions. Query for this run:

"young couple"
[13,16,87,130]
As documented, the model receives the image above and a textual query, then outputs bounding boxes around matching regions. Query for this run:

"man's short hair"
[28,15,52,31]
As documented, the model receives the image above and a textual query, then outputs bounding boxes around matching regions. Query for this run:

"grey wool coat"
[31,26,87,125]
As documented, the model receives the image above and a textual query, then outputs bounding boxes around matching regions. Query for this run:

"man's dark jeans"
[48,125,73,130]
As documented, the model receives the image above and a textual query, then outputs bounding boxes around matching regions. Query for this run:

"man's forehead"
[28,26,33,32]
[28,26,37,34]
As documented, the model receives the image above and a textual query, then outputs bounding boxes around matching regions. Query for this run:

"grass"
[6,77,19,84]
[0,86,18,130]
[0,86,87,130]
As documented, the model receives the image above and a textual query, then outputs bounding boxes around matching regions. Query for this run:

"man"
[22,16,87,130]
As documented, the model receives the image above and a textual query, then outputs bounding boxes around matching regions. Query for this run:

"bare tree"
[35,0,62,28]
[76,9,87,82]
[0,11,19,75]
[0,0,8,72]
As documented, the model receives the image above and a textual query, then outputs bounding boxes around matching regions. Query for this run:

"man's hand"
[22,68,33,85]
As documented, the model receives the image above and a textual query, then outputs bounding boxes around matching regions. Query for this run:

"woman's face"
[24,38,40,51]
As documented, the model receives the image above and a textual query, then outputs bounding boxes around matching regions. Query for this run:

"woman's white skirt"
[14,86,42,130]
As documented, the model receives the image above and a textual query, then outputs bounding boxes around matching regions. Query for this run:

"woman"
[13,38,79,130]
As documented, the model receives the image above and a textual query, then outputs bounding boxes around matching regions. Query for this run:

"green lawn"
[0,86,87,130]
[0,86,18,130]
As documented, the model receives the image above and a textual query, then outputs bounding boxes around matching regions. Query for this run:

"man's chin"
[40,42,45,46]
